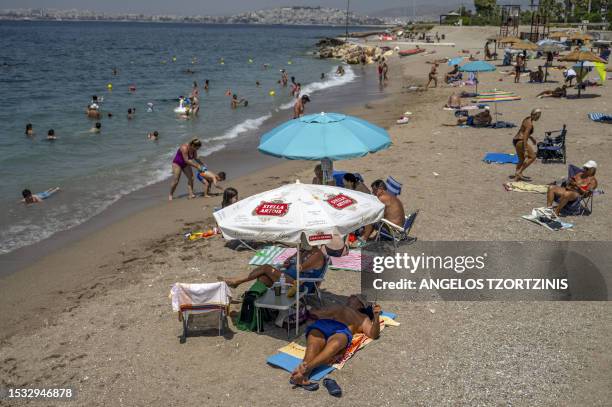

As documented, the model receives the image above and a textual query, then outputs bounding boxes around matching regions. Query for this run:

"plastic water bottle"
[280,274,286,294]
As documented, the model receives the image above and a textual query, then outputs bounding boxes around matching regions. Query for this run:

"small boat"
[398,48,425,57]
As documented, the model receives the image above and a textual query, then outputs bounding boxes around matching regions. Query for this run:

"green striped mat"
[249,246,286,266]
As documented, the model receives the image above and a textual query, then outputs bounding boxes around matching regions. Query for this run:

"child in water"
[21,187,60,204]
[147,131,159,141]
[90,122,102,133]
[196,167,226,197]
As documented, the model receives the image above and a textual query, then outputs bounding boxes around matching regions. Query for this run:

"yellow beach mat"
[503,181,549,194]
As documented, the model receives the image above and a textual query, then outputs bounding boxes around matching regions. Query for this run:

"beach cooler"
[170,282,232,343]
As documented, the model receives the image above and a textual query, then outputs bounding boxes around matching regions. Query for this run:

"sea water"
[0,22,370,254]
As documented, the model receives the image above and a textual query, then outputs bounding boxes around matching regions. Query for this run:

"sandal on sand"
[289,379,319,391]
[323,378,342,397]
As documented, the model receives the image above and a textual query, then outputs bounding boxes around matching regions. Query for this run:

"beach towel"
[483,152,519,164]
[329,250,362,272]
[521,208,573,231]
[503,181,549,194]
[472,96,522,103]
[266,312,398,380]
[236,280,270,332]
[588,112,612,123]
[170,282,232,312]
[249,246,288,266]
[273,248,297,264]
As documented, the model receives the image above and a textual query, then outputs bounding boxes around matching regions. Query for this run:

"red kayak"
[398,48,425,57]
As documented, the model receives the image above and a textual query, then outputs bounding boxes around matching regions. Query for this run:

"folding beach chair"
[537,125,567,164]
[555,164,602,216]
[385,176,402,196]
[300,257,331,306]
[170,282,232,343]
[375,210,419,250]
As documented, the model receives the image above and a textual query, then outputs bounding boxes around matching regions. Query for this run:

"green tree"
[474,0,497,17]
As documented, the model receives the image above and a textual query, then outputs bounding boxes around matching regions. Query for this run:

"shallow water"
[0,21,363,254]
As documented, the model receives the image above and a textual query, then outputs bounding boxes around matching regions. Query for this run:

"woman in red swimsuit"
[169,138,203,200]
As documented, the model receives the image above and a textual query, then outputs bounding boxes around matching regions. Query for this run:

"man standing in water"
[512,109,541,181]
[293,94,310,119]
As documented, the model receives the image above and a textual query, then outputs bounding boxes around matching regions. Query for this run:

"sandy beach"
[1,25,611,406]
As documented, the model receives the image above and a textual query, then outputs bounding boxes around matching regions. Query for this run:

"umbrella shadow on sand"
[566,94,601,100]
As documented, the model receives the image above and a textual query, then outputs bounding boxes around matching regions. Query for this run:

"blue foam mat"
[483,152,519,164]
[267,353,335,381]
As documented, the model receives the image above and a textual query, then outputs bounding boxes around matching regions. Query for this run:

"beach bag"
[236,280,270,331]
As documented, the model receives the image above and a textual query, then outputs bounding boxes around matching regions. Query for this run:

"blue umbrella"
[259,112,391,184]
[459,61,496,93]
[448,56,465,66]
[259,112,391,161]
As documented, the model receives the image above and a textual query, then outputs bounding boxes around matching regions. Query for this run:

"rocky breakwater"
[316,38,387,64]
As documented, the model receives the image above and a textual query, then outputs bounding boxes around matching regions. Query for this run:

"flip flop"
[323,378,342,397]
[289,379,319,392]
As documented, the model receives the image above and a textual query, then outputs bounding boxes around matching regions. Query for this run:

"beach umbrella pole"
[578,61,584,98]
[295,242,300,336]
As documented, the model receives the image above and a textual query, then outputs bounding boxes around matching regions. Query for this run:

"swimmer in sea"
[21,187,61,204]
[231,94,248,109]
[127,108,134,120]
[25,123,33,137]
[196,168,226,197]
[112,67,118,75]
[47,129,57,140]
[320,73,325,80]
[147,131,159,141]
[90,122,102,133]
[256,81,261,87]
[107,112,113,118]
[204,79,209,92]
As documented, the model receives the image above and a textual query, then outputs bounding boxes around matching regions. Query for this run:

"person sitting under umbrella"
[445,64,460,83]
[529,66,544,83]
[546,161,598,216]
[289,295,381,390]
[360,180,405,241]
[219,238,326,289]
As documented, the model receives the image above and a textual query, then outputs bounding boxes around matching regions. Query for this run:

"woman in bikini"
[427,63,438,88]
[169,138,204,200]
[513,109,541,181]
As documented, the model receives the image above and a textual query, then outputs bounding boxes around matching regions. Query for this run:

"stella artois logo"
[253,201,289,217]
[308,232,333,242]
[326,193,355,210]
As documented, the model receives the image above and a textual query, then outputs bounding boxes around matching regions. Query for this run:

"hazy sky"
[0,0,422,15]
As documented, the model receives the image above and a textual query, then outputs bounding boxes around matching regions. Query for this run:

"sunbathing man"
[445,64,460,83]
[456,107,492,127]
[360,180,405,241]
[537,85,567,99]
[546,161,598,216]
[220,239,326,289]
[445,92,463,109]
[290,295,381,390]
[512,108,541,181]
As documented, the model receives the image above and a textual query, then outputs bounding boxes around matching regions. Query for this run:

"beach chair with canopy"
[375,210,419,250]
[386,176,402,196]
[536,125,567,164]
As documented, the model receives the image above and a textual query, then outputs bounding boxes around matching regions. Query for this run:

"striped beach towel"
[249,246,287,266]
[330,250,363,272]
[588,112,612,123]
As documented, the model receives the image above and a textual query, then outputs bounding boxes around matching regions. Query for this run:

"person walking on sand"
[169,138,204,200]
[427,63,438,88]
[514,57,522,83]
[293,95,310,119]
[377,60,384,84]
[512,109,541,181]
[382,60,389,82]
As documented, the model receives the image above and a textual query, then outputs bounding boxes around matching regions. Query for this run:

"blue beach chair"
[386,176,402,196]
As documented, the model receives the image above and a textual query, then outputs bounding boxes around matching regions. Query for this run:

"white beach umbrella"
[213,180,385,335]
